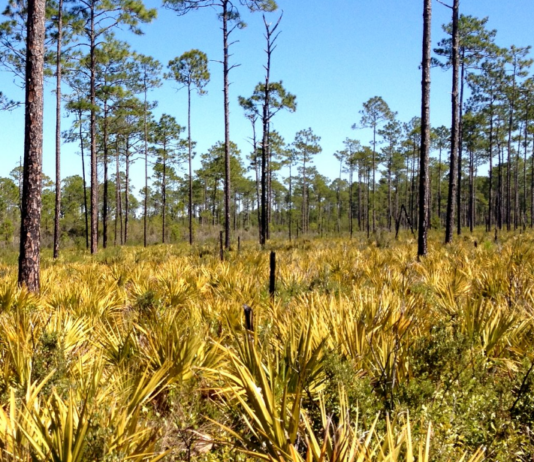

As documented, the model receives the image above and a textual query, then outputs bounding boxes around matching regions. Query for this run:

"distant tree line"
[2,0,534,289]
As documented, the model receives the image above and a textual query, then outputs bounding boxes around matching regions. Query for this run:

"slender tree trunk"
[337,158,342,233]
[488,107,494,230]
[445,0,459,244]
[438,145,442,226]
[372,126,376,232]
[288,162,292,241]
[349,166,354,238]
[124,142,130,244]
[187,84,193,245]
[523,117,528,226]
[418,0,431,257]
[358,165,363,231]
[18,0,45,292]
[89,2,98,254]
[114,141,121,246]
[498,141,503,229]
[457,57,465,235]
[222,0,231,249]
[506,105,514,231]
[162,154,167,244]
[387,151,392,231]
[143,87,149,247]
[531,130,534,228]
[53,0,63,259]
[78,109,89,249]
[102,104,109,249]
[514,130,521,229]
[469,149,474,233]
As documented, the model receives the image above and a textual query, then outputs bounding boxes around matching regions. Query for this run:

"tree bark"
[222,0,231,249]
[418,0,431,257]
[445,0,459,244]
[143,86,149,247]
[18,0,45,292]
[53,0,63,259]
[457,56,465,235]
[188,84,193,245]
[90,1,98,254]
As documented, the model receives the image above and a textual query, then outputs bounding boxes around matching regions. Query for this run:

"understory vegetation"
[0,230,533,461]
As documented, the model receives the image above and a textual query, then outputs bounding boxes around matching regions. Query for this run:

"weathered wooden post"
[243,304,254,331]
[269,251,276,298]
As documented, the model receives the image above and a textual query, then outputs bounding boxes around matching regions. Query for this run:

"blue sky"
[1,0,533,190]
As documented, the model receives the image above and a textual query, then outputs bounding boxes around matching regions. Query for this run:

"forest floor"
[0,229,532,461]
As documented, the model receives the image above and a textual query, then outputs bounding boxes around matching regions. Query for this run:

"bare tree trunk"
[469,149,474,233]
[143,87,149,247]
[438,145,442,226]
[187,84,193,245]
[387,152,392,231]
[372,126,376,233]
[288,162,292,241]
[445,0,459,244]
[90,1,98,254]
[349,166,354,238]
[53,0,63,259]
[418,0,431,257]
[488,108,494,230]
[457,57,465,235]
[162,146,167,244]
[506,105,514,231]
[78,109,89,249]
[18,0,45,292]
[114,141,122,246]
[102,105,109,249]
[125,141,130,244]
[222,0,231,249]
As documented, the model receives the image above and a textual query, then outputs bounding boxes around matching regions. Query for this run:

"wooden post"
[219,230,224,261]
[243,304,254,331]
[269,251,276,297]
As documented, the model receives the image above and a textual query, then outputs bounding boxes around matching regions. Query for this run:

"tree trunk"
[53,0,63,259]
[143,87,149,247]
[162,153,167,244]
[188,84,193,245]
[79,109,89,249]
[457,56,465,235]
[125,140,130,244]
[488,107,494,230]
[90,1,98,254]
[102,104,109,249]
[418,0,431,257]
[222,0,231,249]
[445,0,459,244]
[288,162,292,241]
[18,0,45,292]
[438,145,442,226]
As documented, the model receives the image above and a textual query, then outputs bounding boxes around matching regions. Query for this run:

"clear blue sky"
[1,0,533,189]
